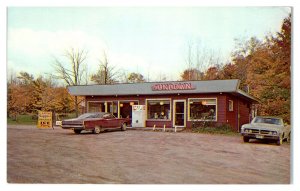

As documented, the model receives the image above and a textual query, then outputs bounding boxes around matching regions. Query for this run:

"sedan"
[241,116,290,145]
[62,112,131,134]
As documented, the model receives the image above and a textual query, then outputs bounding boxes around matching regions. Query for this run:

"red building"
[67,79,258,132]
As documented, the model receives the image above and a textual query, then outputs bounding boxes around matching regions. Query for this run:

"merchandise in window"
[189,98,216,121]
[147,100,171,120]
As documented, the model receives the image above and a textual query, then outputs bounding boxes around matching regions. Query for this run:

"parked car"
[61,112,131,134]
[241,116,291,146]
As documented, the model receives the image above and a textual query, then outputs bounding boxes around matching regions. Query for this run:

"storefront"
[67,79,258,131]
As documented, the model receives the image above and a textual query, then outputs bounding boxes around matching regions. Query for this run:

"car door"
[109,114,121,128]
[103,113,120,128]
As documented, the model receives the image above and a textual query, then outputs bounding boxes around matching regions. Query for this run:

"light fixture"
[120,103,124,107]
[160,101,164,105]
[202,101,207,105]
[130,102,134,106]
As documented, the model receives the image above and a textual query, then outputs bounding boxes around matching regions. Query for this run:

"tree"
[203,66,221,80]
[127,72,146,83]
[180,68,203,81]
[52,48,88,117]
[182,39,223,80]
[219,63,237,79]
[91,51,120,84]
[246,14,291,123]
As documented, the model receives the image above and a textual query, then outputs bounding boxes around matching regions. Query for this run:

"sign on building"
[37,111,53,128]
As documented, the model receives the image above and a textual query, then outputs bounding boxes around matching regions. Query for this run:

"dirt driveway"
[7,125,290,184]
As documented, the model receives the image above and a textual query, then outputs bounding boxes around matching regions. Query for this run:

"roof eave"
[236,89,260,103]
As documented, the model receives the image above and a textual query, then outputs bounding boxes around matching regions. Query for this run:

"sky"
[7,7,291,82]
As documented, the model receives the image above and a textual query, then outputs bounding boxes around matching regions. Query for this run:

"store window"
[147,99,171,120]
[88,102,105,113]
[189,98,217,121]
[107,101,118,117]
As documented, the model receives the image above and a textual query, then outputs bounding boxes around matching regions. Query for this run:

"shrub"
[192,123,237,135]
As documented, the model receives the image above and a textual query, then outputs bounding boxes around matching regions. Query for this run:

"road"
[7,125,291,184]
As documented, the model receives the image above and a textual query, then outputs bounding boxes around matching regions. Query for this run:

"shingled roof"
[67,79,259,103]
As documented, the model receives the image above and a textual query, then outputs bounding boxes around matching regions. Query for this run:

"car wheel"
[243,136,249,143]
[121,123,127,131]
[94,126,101,134]
[73,129,82,134]
[287,132,291,143]
[276,136,283,146]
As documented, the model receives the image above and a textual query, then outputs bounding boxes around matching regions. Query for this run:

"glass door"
[173,100,186,127]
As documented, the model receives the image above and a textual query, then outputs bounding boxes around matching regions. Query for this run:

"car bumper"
[241,133,279,140]
[61,125,84,130]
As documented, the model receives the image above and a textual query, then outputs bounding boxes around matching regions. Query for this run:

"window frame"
[187,98,218,121]
[146,98,172,121]
[87,101,106,113]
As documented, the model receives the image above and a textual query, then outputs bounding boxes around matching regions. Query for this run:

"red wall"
[85,93,253,131]
[238,99,251,131]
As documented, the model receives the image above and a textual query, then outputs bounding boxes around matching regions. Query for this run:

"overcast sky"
[7,7,290,82]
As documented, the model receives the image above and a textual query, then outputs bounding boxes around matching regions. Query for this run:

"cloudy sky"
[7,7,290,82]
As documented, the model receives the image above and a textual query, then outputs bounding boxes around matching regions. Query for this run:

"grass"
[7,113,77,125]
[7,114,37,125]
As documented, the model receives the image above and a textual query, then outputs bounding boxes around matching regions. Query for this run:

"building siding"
[84,93,252,131]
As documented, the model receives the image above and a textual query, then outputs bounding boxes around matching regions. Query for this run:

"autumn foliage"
[181,15,291,123]
[7,72,77,120]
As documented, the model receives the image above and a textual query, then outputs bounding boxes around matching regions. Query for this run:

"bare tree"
[52,48,88,117]
[91,51,120,84]
[183,39,223,81]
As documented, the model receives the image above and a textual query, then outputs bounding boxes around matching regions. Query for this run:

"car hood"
[242,123,284,131]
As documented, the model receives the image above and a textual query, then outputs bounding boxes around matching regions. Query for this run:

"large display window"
[188,98,217,121]
[147,99,171,120]
[88,102,105,113]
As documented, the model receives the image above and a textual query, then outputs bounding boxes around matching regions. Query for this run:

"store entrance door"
[173,100,186,127]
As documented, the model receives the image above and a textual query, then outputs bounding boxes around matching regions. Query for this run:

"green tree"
[127,72,146,83]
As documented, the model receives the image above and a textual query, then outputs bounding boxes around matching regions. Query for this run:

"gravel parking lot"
[7,125,291,184]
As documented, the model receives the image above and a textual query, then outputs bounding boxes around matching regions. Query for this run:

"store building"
[67,79,258,132]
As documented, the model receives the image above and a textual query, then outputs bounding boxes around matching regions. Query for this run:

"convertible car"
[241,116,291,145]
[61,112,131,134]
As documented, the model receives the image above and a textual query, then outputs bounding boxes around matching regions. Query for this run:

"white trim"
[145,98,172,121]
[229,100,234,112]
[187,98,218,122]
[87,100,139,117]
[173,99,186,127]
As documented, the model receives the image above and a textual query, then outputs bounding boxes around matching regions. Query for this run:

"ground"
[7,125,291,184]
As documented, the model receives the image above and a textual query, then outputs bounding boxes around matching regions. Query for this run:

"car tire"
[287,132,291,143]
[121,123,127,131]
[243,136,249,143]
[276,136,283,146]
[73,129,82,134]
[94,126,101,134]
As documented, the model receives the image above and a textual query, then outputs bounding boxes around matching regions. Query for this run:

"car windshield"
[253,117,282,125]
[77,113,103,119]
